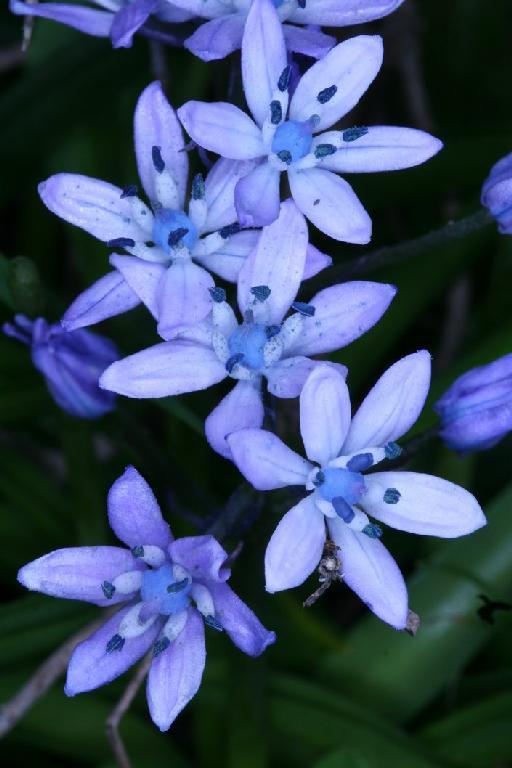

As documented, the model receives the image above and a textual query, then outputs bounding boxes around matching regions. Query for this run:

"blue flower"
[481,151,512,234]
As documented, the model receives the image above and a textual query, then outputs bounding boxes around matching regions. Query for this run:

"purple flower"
[18,466,275,731]
[228,357,486,629]
[9,0,193,48]
[481,151,512,234]
[99,200,396,458]
[3,314,118,419]
[177,0,443,238]
[174,0,405,62]
[434,353,512,452]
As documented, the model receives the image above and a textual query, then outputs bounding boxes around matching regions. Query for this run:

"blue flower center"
[152,208,198,253]
[272,0,285,6]
[271,120,313,163]
[228,322,268,371]
[316,467,366,506]
[140,563,192,616]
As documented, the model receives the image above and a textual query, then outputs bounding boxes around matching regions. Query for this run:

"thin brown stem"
[106,654,153,768]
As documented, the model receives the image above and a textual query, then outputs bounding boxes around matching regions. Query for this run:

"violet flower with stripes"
[228,357,486,629]
[18,466,275,731]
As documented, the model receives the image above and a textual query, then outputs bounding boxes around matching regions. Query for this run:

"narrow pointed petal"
[303,244,332,280]
[265,495,326,592]
[205,380,264,459]
[285,281,396,357]
[100,341,226,398]
[289,168,371,243]
[208,582,276,654]
[147,609,205,731]
[343,351,431,453]
[364,472,486,537]
[18,546,139,606]
[110,254,165,318]
[9,1,113,36]
[169,536,230,583]
[228,428,312,490]
[110,0,158,47]
[283,23,335,59]
[61,271,140,331]
[300,365,351,465]
[178,102,265,160]
[39,174,146,242]
[204,158,258,232]
[135,81,188,206]
[66,605,161,695]
[238,199,308,323]
[108,465,172,549]
[289,35,383,131]
[195,230,259,282]
[185,14,244,61]
[156,261,214,336]
[289,0,405,27]
[328,518,408,629]
[235,162,281,228]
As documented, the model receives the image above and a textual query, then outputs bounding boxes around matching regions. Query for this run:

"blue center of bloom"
[152,208,198,253]
[228,322,268,371]
[271,120,313,163]
[140,563,192,616]
[316,467,366,506]
[272,0,285,6]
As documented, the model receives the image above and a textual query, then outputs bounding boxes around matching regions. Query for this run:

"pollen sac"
[209,286,226,303]
[106,633,125,653]
[270,100,283,125]
[317,85,337,104]
[343,127,369,143]
[220,223,241,239]
[383,488,401,504]
[250,285,271,302]
[120,184,138,199]
[101,581,115,600]
[291,301,315,317]
[106,237,135,249]
[204,615,223,632]
[314,144,337,160]
[152,208,198,252]
[346,453,374,472]
[152,145,165,172]
[272,120,314,163]
[385,441,402,460]
[153,636,171,657]
[363,523,383,539]
[278,65,292,92]
[192,173,205,200]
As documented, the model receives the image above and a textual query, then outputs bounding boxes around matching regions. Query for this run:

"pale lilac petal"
[300,365,351,465]
[318,127,443,173]
[110,254,165,318]
[205,380,264,459]
[285,281,396,357]
[265,356,318,398]
[110,0,158,48]
[289,35,383,131]
[364,472,486,538]
[156,260,214,336]
[328,518,408,629]
[283,23,335,59]
[195,230,259,282]
[65,605,161,695]
[38,174,146,242]
[343,351,431,453]
[9,1,113,36]
[204,158,258,232]
[163,0,230,19]
[155,3,194,22]
[99,341,226,397]
[265,494,326,592]
[135,81,188,206]
[107,465,172,549]
[237,199,308,322]
[208,582,276,654]
[169,536,230,583]
[147,609,205,731]
[18,547,139,606]
[228,428,312,490]
[242,0,287,127]
[235,161,281,228]
[185,14,244,61]
[289,168,371,243]
[178,102,265,160]
[289,0,405,27]
[303,244,332,280]
[61,271,140,331]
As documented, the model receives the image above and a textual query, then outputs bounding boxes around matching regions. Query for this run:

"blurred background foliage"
[1,0,512,766]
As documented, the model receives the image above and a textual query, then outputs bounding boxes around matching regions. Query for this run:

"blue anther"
[168,227,189,247]
[383,488,401,504]
[297,0,306,7]
[152,145,165,172]
[347,453,374,472]
[220,223,241,239]
[167,578,190,593]
[101,581,115,600]
[343,127,369,143]
[106,634,125,653]
[272,120,313,163]
[251,285,271,302]
[278,65,292,92]
[363,523,383,539]
[106,237,135,249]
[226,353,244,373]
[332,496,355,523]
[192,173,205,200]
[291,301,316,316]
[209,286,226,303]
[277,149,292,164]
[313,470,325,487]
[270,100,283,125]
[204,615,223,632]
[120,184,138,198]
[317,85,337,104]
[314,144,337,159]
[131,545,144,558]
[385,441,402,460]
[265,325,281,339]
[152,208,198,252]
[153,636,171,657]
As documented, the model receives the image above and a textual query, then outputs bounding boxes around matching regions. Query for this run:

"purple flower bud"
[434,353,512,452]
[481,151,512,233]
[3,315,119,419]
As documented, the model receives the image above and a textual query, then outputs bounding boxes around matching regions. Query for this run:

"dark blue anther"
[343,127,369,143]
[363,523,383,539]
[313,470,325,487]
[317,85,337,104]
[153,636,170,657]
[145,240,155,248]
[251,285,271,302]
[168,227,189,247]
[131,545,144,558]
[292,301,316,317]
[266,325,281,339]
[209,286,226,303]
[332,496,355,522]
[167,578,190,594]
[278,65,292,92]
[314,144,337,159]
[101,581,115,600]
[120,184,138,199]
[383,488,401,504]
[347,453,374,472]
[220,223,241,239]
[385,441,402,460]
[270,100,283,125]
[226,353,244,373]
[106,634,125,653]
[277,149,292,164]
[106,237,135,249]
[152,145,165,172]
[297,0,306,7]
[192,173,205,200]
[204,615,223,632]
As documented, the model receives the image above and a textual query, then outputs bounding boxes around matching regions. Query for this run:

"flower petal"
[265,356,337,399]
[169,535,230,583]
[205,380,264,459]
[228,428,312,490]
[195,230,259,282]
[18,546,139,606]
[265,494,326,592]
[208,582,276,654]
[283,23,335,59]
[100,341,226,398]
[185,14,244,61]
[9,0,113,36]
[162,0,229,19]
[38,173,146,242]
[61,271,140,331]
[328,518,408,629]
[289,0,405,27]
[147,609,205,731]
[110,0,158,48]
[285,281,396,357]
[300,364,351,465]
[364,471,486,537]
[156,260,215,336]
[178,102,265,160]
[237,199,307,323]
[234,161,281,228]
[289,35,383,132]
[343,351,431,453]
[65,605,161,695]
[134,81,188,206]
[289,168,371,243]
[204,158,258,232]
[107,465,172,549]
[109,254,165,318]
[303,244,332,280]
